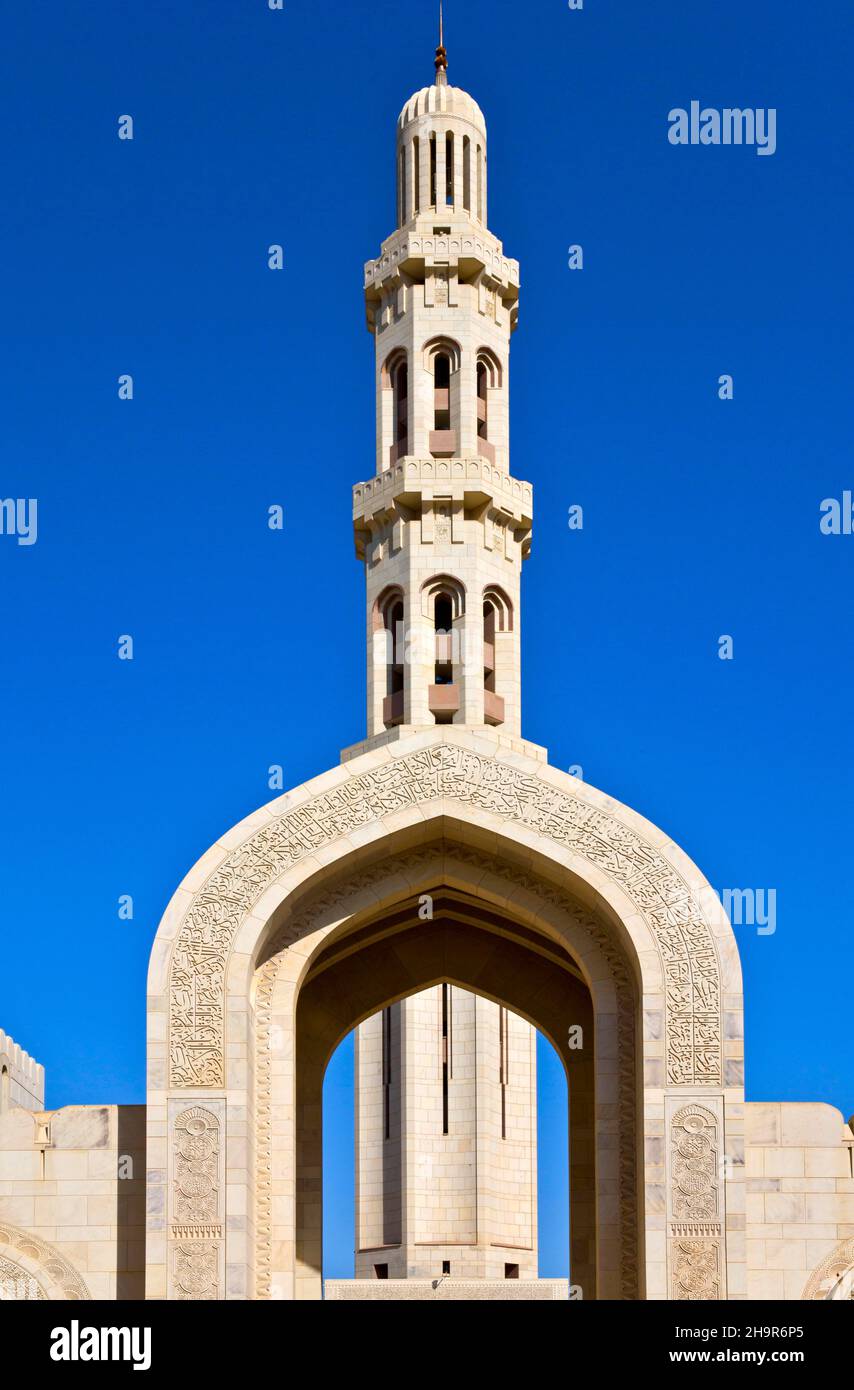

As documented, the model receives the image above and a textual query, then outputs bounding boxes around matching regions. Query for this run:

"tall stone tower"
[353,34,539,1284]
[346,25,535,761]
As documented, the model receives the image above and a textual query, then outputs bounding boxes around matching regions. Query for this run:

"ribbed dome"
[398,83,487,139]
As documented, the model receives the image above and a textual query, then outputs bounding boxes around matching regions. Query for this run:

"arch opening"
[249,831,644,1304]
[322,990,570,1287]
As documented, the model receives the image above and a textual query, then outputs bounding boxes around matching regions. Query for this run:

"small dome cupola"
[395,16,488,229]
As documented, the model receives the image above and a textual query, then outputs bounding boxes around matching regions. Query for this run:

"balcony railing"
[382,690,405,726]
[428,684,460,717]
[429,429,457,457]
[484,690,505,726]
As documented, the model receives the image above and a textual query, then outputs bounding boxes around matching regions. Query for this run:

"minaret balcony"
[429,429,457,457]
[352,458,533,561]
[364,229,519,300]
[382,691,405,727]
[428,684,460,719]
[484,691,505,726]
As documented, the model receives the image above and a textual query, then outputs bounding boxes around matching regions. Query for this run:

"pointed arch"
[381,349,409,465]
[476,346,503,390]
[483,584,513,632]
[421,574,465,621]
[423,336,462,375]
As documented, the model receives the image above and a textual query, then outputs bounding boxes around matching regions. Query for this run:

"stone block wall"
[745,1102,854,1300]
[0,1103,146,1300]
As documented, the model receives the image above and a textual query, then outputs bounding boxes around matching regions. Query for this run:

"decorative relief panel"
[0,1224,90,1300]
[0,1255,46,1300]
[433,502,452,543]
[667,1102,724,1300]
[169,744,723,1089]
[168,1103,224,1301]
[802,1238,854,1300]
[671,1239,721,1301]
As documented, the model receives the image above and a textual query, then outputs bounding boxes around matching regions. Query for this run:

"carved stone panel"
[0,1255,46,1299]
[168,745,723,1090]
[666,1099,725,1300]
[168,1101,224,1300]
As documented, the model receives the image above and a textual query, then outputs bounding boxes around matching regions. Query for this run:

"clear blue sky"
[1,1,852,1282]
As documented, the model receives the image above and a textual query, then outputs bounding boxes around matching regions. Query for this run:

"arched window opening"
[413,137,421,213]
[378,589,405,728]
[384,352,409,467]
[483,587,512,726]
[433,353,451,432]
[476,145,483,221]
[445,133,454,205]
[477,361,488,441]
[429,134,437,208]
[483,599,497,694]
[0,1065,8,1114]
[433,592,456,723]
[462,136,471,211]
[475,350,502,464]
[398,146,407,223]
[394,359,408,458]
[386,600,404,698]
[434,593,453,685]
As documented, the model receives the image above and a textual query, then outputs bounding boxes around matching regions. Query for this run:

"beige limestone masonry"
[326,1278,570,1300]
[0,1029,44,1114]
[0,1103,146,1300]
[744,1102,854,1301]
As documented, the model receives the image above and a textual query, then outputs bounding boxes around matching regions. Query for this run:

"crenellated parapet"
[0,1028,45,1113]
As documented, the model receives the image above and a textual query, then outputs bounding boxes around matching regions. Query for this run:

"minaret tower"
[353,32,539,1286]
[347,20,534,758]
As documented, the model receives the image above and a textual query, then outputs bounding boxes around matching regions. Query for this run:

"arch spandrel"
[155,733,739,1094]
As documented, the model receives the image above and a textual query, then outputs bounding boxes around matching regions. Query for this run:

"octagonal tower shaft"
[351,54,533,754]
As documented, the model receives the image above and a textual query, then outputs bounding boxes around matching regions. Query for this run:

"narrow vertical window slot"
[382,1006,392,1140]
[441,983,449,1135]
[462,136,471,211]
[499,1005,507,1140]
[445,132,454,205]
[413,137,421,212]
[430,133,437,207]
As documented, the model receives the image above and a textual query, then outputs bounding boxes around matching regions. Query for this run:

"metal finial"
[435,2,448,84]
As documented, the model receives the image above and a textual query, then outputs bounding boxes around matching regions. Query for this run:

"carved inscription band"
[169,745,722,1088]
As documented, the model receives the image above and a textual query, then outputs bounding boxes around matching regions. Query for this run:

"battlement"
[0,1028,45,1112]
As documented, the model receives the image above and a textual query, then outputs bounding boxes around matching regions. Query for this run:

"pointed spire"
[435,2,448,85]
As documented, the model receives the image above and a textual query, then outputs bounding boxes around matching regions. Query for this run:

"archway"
[147,734,743,1302]
[287,890,600,1298]
[320,998,571,1287]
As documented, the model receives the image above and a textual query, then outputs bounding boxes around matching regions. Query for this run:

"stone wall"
[0,1103,146,1300]
[745,1102,854,1300]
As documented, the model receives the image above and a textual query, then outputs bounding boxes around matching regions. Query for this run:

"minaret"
[347,20,533,758]
[353,35,538,1285]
